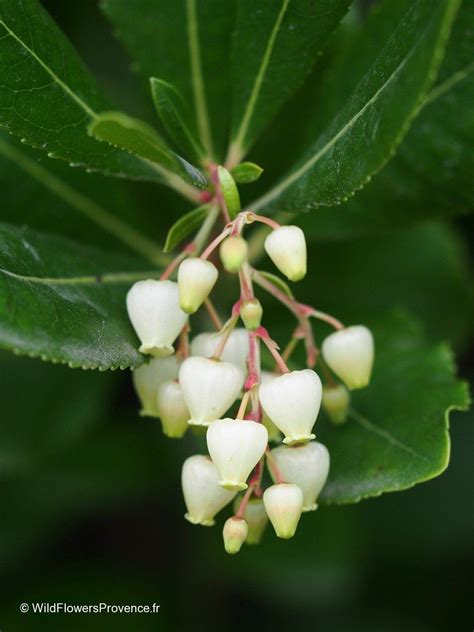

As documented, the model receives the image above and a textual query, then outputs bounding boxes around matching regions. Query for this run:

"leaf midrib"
[0,267,159,286]
[0,18,97,119]
[230,0,291,158]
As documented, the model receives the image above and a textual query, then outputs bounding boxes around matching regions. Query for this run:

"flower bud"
[270,442,329,512]
[322,325,374,390]
[264,225,307,282]
[259,369,322,444]
[190,328,249,374]
[240,298,263,330]
[233,497,268,545]
[182,455,236,526]
[260,371,282,442]
[156,379,190,438]
[263,483,303,539]
[220,235,248,273]
[177,258,218,314]
[132,355,181,417]
[179,357,244,426]
[126,280,187,357]
[223,517,248,554]
[206,418,268,491]
[322,384,350,424]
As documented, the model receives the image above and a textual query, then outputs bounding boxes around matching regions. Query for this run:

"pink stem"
[245,330,261,391]
[204,299,223,330]
[200,226,231,260]
[266,448,285,484]
[257,327,290,374]
[247,212,280,230]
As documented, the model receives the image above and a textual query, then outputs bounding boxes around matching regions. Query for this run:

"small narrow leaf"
[150,77,205,161]
[231,162,264,184]
[256,270,294,300]
[217,166,240,219]
[0,0,166,183]
[102,0,236,159]
[164,205,210,253]
[88,112,207,188]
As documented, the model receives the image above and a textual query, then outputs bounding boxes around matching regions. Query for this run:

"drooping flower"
[233,497,268,545]
[132,355,181,417]
[181,455,236,526]
[259,371,282,442]
[206,418,268,491]
[270,442,330,511]
[264,225,307,282]
[126,280,187,357]
[263,483,304,539]
[322,325,374,389]
[177,258,218,314]
[190,328,250,374]
[179,357,244,426]
[259,369,322,444]
[322,384,350,424]
[156,379,190,438]
[223,517,248,554]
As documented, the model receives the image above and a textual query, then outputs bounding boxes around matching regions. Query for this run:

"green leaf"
[0,223,158,370]
[0,134,167,264]
[217,166,241,219]
[102,0,237,160]
[228,0,351,163]
[321,0,474,233]
[318,312,469,504]
[150,77,205,162]
[163,204,210,253]
[0,0,178,185]
[231,162,264,184]
[252,0,461,213]
[88,111,207,188]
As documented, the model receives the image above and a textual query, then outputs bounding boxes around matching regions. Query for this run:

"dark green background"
[0,1,472,630]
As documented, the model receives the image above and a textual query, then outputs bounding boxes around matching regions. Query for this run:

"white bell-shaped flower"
[126,280,188,357]
[264,225,307,282]
[259,369,322,444]
[206,418,268,491]
[270,442,330,512]
[234,497,268,545]
[260,371,282,442]
[181,455,236,526]
[132,355,181,417]
[177,258,218,314]
[322,325,374,389]
[190,328,249,374]
[156,379,190,438]
[263,483,304,539]
[322,384,350,424]
[179,357,244,426]
[223,517,248,554]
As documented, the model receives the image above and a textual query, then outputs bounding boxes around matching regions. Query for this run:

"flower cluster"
[126,169,374,553]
